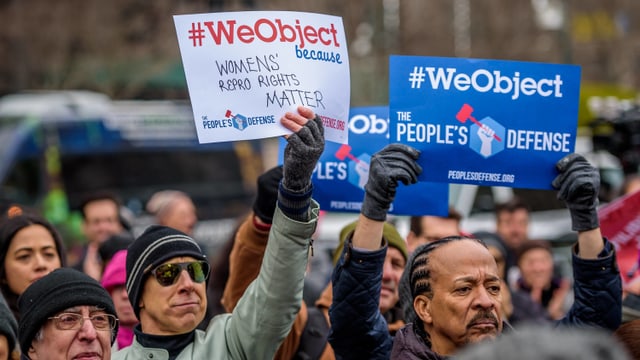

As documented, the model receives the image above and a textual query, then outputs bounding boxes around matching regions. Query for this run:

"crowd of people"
[0,105,639,359]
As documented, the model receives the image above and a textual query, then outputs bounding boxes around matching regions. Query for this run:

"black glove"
[253,165,283,224]
[552,153,600,231]
[282,115,325,192]
[361,144,422,221]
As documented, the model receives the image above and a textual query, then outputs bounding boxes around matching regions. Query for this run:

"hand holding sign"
[282,107,325,192]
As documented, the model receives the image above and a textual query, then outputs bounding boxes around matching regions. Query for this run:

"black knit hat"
[0,295,17,357]
[126,225,207,318]
[18,268,117,355]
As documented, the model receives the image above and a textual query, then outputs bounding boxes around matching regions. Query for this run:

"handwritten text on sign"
[174,11,350,144]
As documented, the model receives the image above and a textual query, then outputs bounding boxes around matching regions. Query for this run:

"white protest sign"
[174,11,350,144]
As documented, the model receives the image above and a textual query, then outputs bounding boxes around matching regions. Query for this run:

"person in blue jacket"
[329,149,621,359]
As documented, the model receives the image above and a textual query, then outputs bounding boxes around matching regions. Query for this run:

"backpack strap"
[292,306,330,360]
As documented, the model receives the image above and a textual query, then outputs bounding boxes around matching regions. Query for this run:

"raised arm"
[330,144,421,360]
[552,153,621,331]
[222,165,283,313]
[226,106,324,359]
[352,143,422,249]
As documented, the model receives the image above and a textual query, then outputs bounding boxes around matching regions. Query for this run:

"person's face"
[109,285,138,327]
[379,247,406,314]
[160,198,197,236]
[518,248,554,290]
[414,240,503,356]
[4,225,62,295]
[407,216,460,254]
[28,305,112,360]
[496,209,529,250]
[139,256,207,335]
[82,200,123,245]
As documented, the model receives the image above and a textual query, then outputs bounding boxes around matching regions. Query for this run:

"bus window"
[60,148,254,221]
[0,91,265,251]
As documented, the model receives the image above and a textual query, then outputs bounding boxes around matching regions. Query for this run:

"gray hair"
[454,325,631,360]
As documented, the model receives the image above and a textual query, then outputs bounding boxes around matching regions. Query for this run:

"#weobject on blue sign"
[278,106,449,216]
[389,55,581,190]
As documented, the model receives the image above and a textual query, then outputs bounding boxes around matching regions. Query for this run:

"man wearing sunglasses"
[18,267,119,360]
[113,106,324,360]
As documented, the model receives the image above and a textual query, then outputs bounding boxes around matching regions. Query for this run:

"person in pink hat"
[101,249,138,350]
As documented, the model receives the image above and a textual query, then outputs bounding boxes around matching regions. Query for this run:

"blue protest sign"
[389,56,581,190]
[278,106,449,216]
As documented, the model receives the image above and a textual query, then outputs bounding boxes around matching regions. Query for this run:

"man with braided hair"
[329,152,622,359]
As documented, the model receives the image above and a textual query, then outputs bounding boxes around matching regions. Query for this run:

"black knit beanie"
[18,268,117,355]
[126,225,207,319]
[0,295,17,357]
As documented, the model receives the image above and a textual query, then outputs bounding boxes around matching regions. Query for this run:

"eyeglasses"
[48,313,118,331]
[150,261,210,287]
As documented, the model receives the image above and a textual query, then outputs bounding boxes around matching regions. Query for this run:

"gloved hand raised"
[361,144,422,221]
[282,107,325,192]
[552,153,600,231]
[253,165,283,224]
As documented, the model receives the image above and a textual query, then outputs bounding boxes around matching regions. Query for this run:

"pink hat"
[101,249,127,292]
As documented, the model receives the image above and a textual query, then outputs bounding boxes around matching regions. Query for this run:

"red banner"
[599,190,640,284]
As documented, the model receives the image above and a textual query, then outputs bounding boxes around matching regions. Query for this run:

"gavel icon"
[335,143,370,168]
[456,104,502,142]
[335,144,361,163]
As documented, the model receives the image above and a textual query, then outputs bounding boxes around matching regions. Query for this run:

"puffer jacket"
[112,202,319,360]
[557,240,621,330]
[328,239,392,360]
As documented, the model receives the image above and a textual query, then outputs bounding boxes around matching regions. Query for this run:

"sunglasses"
[150,261,210,287]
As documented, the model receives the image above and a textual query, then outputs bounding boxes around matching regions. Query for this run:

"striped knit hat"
[126,225,207,318]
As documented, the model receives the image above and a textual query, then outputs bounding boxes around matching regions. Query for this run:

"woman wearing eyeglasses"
[112,106,324,360]
[17,267,118,360]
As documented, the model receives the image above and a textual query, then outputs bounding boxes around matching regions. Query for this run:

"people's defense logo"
[334,144,370,189]
[226,109,248,131]
[456,104,506,158]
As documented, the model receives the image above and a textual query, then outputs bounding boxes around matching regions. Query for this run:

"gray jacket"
[113,202,319,360]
